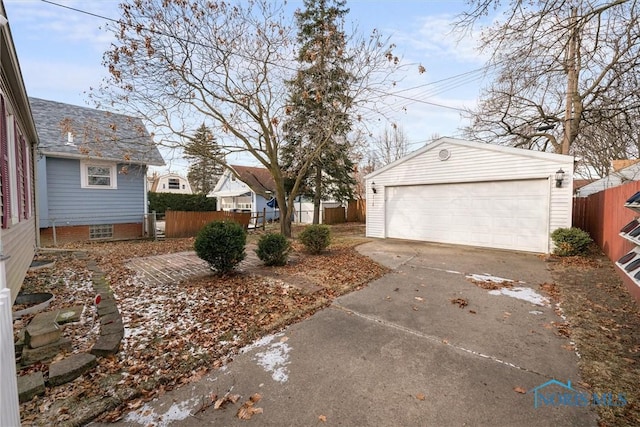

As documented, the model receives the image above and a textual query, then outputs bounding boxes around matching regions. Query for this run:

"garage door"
[385,179,550,252]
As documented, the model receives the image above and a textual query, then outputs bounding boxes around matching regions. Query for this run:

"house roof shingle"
[231,165,275,196]
[29,97,165,166]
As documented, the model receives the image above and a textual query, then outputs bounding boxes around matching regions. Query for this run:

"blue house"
[29,98,164,245]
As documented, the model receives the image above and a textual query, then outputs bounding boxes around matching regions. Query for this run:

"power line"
[39,0,480,116]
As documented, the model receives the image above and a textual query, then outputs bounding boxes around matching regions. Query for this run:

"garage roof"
[366,137,574,179]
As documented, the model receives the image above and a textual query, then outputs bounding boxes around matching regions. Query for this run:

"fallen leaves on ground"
[318,414,327,422]
[513,386,527,394]
[539,282,561,302]
[236,394,263,420]
[450,298,468,308]
[549,249,640,426]
[467,278,514,290]
[17,227,388,426]
[415,392,426,401]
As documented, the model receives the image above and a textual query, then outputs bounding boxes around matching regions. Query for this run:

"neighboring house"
[30,98,165,245]
[366,137,574,253]
[573,179,594,196]
[0,3,40,424]
[209,165,278,224]
[148,172,192,194]
[576,160,640,197]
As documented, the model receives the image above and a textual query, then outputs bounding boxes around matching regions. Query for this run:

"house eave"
[40,150,165,166]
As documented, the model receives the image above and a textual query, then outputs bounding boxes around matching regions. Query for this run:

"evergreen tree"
[282,0,356,223]
[184,123,224,195]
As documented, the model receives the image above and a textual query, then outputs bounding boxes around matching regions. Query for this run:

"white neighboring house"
[148,172,192,194]
[366,137,574,254]
[576,160,640,197]
[209,165,279,224]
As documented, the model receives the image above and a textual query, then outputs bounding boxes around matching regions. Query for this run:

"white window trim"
[81,160,117,189]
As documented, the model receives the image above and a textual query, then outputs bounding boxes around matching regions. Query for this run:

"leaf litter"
[18,225,388,426]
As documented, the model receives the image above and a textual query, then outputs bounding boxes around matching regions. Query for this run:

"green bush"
[551,227,593,256]
[298,224,331,254]
[255,233,291,266]
[194,220,246,275]
[148,192,216,215]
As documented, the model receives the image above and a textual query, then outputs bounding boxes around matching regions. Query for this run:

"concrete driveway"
[102,240,597,427]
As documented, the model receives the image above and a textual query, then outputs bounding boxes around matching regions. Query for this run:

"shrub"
[551,227,593,256]
[255,233,291,266]
[194,220,246,275]
[148,192,217,215]
[298,224,331,254]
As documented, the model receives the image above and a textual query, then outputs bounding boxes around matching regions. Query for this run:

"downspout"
[143,165,149,237]
[32,142,40,248]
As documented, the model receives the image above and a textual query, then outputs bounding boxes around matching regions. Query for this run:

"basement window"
[89,224,113,240]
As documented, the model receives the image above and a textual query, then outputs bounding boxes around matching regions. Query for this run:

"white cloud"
[5,0,117,53]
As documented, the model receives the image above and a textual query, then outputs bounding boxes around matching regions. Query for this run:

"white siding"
[366,138,574,252]
[154,174,192,194]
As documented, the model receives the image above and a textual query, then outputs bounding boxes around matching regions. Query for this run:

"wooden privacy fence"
[164,210,251,238]
[573,180,640,262]
[573,180,640,302]
[346,199,366,223]
[324,206,346,225]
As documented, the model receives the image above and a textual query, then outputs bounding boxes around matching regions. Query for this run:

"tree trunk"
[312,165,322,224]
[562,6,578,155]
[279,196,292,238]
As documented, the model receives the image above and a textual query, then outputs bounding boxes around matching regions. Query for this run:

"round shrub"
[551,227,593,256]
[255,233,291,266]
[298,224,331,254]
[194,220,246,275]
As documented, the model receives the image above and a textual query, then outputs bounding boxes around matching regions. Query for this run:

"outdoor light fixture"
[555,169,565,188]
[371,181,377,194]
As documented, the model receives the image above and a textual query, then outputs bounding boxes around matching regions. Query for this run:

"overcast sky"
[4,0,491,174]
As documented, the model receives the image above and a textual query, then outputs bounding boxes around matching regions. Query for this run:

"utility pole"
[562,6,578,155]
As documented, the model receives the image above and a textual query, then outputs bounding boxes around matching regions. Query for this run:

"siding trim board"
[366,138,574,253]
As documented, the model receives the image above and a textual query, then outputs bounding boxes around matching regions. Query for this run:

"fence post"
[151,211,157,241]
[0,256,20,426]
[263,207,266,231]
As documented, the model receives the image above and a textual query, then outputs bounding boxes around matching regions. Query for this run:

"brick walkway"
[126,247,262,286]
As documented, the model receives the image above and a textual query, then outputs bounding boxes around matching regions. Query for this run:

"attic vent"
[438,149,450,161]
[66,132,75,146]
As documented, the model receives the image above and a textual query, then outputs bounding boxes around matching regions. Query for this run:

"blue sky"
[4,0,490,173]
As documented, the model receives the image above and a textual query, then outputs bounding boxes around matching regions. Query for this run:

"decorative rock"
[47,353,97,386]
[21,337,72,366]
[56,305,84,324]
[17,371,45,403]
[91,333,123,357]
[97,303,118,317]
[24,310,62,348]
[99,312,122,326]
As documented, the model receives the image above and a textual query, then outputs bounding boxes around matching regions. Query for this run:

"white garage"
[366,138,574,253]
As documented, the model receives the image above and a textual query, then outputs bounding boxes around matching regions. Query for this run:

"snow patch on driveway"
[254,340,292,383]
[125,396,198,426]
[240,333,292,383]
[466,273,517,284]
[488,287,550,306]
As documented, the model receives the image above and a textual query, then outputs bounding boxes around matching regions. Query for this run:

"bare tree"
[370,124,409,167]
[93,0,398,236]
[457,0,640,176]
